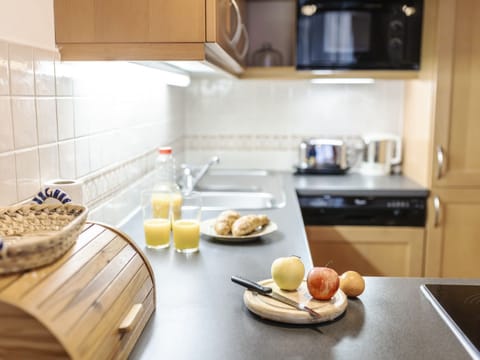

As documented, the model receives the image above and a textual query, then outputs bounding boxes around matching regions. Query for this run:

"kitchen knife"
[231,275,321,318]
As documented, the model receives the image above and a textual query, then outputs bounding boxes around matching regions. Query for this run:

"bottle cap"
[158,147,172,155]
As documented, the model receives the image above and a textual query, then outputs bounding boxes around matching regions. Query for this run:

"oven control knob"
[389,20,404,33]
[389,38,403,49]
[389,38,404,60]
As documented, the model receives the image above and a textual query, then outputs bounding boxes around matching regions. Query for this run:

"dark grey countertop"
[121,173,477,360]
[294,172,429,197]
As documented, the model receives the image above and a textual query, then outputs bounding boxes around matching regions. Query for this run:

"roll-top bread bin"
[0,222,155,359]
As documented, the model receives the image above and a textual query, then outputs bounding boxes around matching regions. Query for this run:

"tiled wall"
[184,78,404,170]
[0,39,185,211]
[0,38,406,225]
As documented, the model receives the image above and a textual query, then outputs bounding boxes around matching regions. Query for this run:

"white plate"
[200,218,278,242]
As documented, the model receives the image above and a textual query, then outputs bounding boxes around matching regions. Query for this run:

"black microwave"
[296,0,423,70]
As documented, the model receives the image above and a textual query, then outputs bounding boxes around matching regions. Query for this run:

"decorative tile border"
[81,136,184,209]
[185,134,363,151]
[80,136,184,226]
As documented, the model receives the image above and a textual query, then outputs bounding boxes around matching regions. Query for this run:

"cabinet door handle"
[436,145,444,179]
[433,196,441,227]
[230,0,243,46]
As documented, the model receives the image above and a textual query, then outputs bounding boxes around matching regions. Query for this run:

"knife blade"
[231,275,321,319]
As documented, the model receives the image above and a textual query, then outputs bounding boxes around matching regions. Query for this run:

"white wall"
[0,39,185,211]
[0,0,55,50]
[0,0,187,221]
[0,0,407,224]
[184,78,404,170]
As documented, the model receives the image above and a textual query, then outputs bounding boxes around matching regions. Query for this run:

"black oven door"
[296,0,423,70]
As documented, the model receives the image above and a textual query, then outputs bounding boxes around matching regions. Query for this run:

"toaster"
[297,138,358,174]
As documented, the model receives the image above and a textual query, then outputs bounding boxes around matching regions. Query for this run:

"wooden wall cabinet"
[431,0,480,188]
[54,0,247,75]
[403,0,480,277]
[54,0,419,80]
[306,226,425,277]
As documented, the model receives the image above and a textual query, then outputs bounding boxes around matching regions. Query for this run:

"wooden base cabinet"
[425,190,480,278]
[306,226,425,277]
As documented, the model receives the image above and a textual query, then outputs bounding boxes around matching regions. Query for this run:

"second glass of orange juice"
[172,191,202,253]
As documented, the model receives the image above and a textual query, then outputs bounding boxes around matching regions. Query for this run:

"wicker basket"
[0,203,88,275]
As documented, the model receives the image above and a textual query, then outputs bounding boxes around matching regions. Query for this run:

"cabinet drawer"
[306,226,425,277]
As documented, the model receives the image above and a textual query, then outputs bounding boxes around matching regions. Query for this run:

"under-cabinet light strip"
[310,78,375,85]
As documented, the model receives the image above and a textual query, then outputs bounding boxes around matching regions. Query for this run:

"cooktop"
[421,284,480,360]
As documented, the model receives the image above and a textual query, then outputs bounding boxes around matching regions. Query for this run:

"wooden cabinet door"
[306,226,425,277]
[433,0,480,187]
[425,189,480,278]
[54,0,205,43]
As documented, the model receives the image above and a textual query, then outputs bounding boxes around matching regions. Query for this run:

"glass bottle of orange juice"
[153,146,182,227]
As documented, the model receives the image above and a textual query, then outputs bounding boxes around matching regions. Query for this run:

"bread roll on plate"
[214,210,240,235]
[231,214,270,236]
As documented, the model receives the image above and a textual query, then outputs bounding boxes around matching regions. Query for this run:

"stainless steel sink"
[199,191,279,210]
[194,169,286,210]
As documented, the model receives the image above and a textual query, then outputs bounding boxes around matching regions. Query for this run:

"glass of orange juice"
[172,191,202,253]
[141,190,175,249]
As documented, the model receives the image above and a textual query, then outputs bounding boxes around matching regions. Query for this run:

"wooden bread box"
[0,222,155,359]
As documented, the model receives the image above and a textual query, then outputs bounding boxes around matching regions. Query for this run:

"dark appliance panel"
[297,0,424,70]
[298,194,426,226]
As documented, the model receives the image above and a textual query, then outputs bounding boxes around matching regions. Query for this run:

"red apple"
[307,267,340,300]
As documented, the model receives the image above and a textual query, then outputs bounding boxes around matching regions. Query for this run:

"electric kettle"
[360,134,402,175]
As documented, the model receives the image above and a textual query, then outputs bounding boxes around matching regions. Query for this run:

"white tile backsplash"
[0,40,188,210]
[74,136,91,177]
[185,78,404,170]
[88,134,104,172]
[58,140,76,179]
[56,97,74,140]
[15,148,40,201]
[0,40,9,95]
[36,97,57,145]
[0,39,406,227]
[8,43,35,96]
[0,97,14,152]
[0,153,17,205]
[38,143,59,186]
[54,60,73,96]
[11,97,37,149]
[34,48,56,96]
[72,97,91,137]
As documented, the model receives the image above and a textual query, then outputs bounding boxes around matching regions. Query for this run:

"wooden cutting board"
[243,279,347,324]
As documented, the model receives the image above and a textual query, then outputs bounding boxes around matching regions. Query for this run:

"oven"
[298,194,426,226]
[299,193,426,276]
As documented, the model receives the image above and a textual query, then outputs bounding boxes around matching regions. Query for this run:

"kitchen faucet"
[181,156,220,193]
